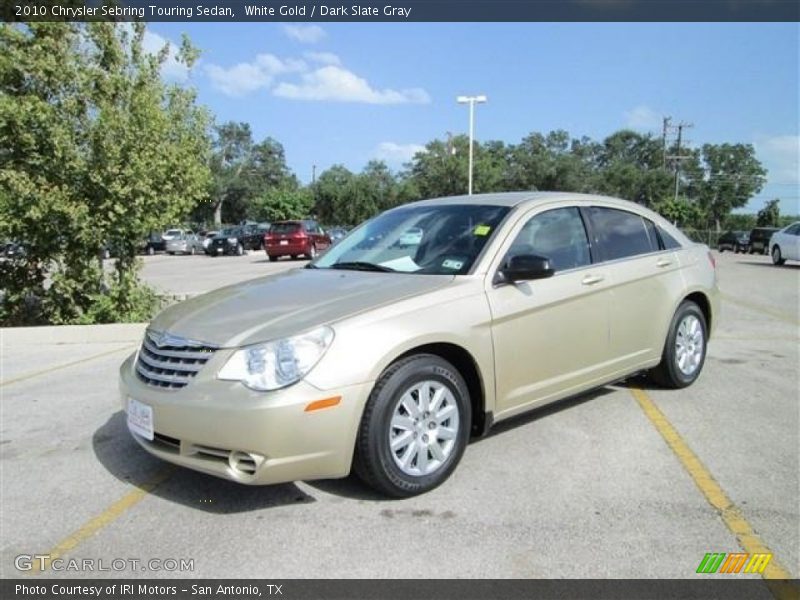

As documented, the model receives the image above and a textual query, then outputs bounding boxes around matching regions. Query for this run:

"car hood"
[148,268,454,347]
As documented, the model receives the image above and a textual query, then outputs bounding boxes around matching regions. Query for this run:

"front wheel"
[306,244,317,260]
[772,245,785,265]
[354,354,471,497]
[235,243,244,256]
[648,300,707,389]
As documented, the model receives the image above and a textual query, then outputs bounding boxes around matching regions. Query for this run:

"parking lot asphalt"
[0,250,797,582]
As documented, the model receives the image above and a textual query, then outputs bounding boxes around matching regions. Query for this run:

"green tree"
[0,22,211,325]
[690,143,767,232]
[202,125,297,226]
[652,197,705,228]
[756,198,781,227]
[406,135,468,198]
[595,130,673,206]
[207,122,253,226]
[313,165,356,224]
[252,185,313,222]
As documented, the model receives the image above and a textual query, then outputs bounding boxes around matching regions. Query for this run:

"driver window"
[506,207,591,272]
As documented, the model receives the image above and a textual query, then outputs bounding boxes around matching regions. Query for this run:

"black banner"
[4,579,799,600]
[4,0,800,22]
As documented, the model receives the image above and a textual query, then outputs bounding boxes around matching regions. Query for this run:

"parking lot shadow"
[309,385,620,501]
[93,412,315,513]
[475,385,617,441]
[738,260,800,270]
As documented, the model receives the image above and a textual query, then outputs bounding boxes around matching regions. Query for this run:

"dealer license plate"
[127,397,154,441]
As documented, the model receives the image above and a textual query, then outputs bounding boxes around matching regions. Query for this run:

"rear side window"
[658,227,683,250]
[588,207,659,261]
[270,223,301,234]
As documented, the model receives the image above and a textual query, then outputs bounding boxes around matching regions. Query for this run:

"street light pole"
[456,94,487,195]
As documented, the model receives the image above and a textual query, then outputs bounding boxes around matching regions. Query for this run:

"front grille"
[135,330,218,390]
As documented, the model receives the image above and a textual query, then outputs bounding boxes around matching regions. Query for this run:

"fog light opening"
[228,451,260,476]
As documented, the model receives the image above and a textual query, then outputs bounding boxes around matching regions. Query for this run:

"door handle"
[656,259,673,268]
[581,274,604,286]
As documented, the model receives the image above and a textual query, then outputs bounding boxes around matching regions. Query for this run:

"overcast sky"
[148,22,799,214]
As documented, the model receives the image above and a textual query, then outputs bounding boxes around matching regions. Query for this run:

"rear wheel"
[306,244,317,260]
[772,245,785,265]
[268,255,278,262]
[354,354,471,497]
[147,246,155,256]
[649,300,707,389]
[235,243,244,256]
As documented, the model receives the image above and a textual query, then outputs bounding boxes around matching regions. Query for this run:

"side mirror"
[496,254,555,284]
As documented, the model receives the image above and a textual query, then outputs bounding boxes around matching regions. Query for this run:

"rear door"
[585,207,684,370]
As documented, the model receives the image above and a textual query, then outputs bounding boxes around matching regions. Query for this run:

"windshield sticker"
[442,259,464,270]
[473,225,491,236]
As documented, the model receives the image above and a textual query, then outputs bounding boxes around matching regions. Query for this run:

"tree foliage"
[756,198,781,227]
[0,22,211,324]
[201,122,297,225]
[692,143,767,231]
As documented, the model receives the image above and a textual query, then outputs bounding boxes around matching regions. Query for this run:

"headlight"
[227,237,237,244]
[217,326,334,391]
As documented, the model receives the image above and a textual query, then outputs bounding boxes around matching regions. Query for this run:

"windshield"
[164,229,182,237]
[313,204,510,275]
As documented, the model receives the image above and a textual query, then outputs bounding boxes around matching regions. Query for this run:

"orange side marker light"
[305,396,342,412]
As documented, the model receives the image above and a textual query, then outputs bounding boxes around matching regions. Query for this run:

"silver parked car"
[120,192,719,497]
[165,230,203,255]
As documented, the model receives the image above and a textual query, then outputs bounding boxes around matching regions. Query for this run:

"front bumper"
[119,352,373,485]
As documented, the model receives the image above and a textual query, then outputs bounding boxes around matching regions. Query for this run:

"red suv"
[264,220,332,261]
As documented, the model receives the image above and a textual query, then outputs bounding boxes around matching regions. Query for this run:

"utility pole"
[311,164,316,185]
[661,116,671,168]
[665,121,693,202]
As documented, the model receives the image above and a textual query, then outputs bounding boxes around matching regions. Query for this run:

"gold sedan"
[120,192,718,497]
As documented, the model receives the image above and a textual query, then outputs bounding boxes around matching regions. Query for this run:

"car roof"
[404,191,653,212]
[404,191,679,223]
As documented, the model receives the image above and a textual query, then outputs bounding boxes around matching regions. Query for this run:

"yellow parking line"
[0,345,135,387]
[28,466,175,575]
[630,387,795,598]
[720,293,799,326]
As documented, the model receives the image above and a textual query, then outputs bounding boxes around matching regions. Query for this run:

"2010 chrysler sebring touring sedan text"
[120,192,719,497]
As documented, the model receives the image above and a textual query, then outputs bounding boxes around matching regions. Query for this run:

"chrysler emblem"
[149,330,189,348]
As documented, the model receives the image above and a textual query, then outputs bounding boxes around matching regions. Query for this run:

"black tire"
[772,245,785,266]
[290,254,297,260]
[268,255,278,262]
[306,245,317,260]
[718,247,725,253]
[235,243,244,256]
[354,354,472,497]
[190,246,196,256]
[648,300,708,389]
[147,246,155,256]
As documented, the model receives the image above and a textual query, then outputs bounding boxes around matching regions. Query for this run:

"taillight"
[292,231,307,239]
[708,251,716,269]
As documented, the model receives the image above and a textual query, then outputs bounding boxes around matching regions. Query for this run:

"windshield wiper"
[329,261,396,272]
